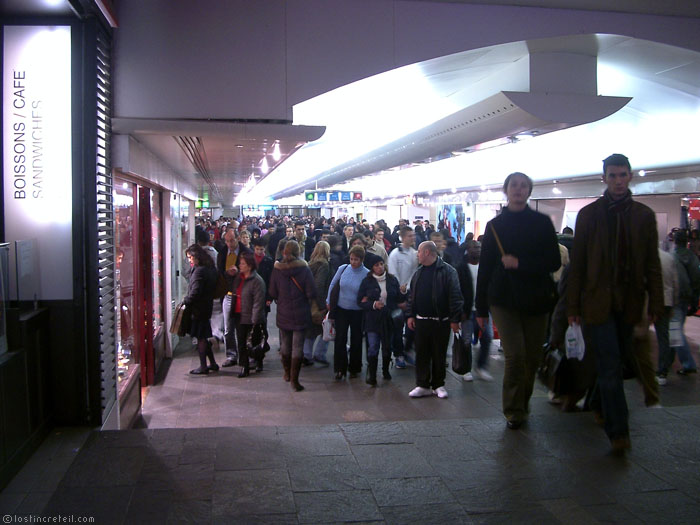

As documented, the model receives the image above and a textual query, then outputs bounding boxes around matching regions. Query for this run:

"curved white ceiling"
[244,33,700,203]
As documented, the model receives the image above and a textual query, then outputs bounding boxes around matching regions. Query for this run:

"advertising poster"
[438,204,467,244]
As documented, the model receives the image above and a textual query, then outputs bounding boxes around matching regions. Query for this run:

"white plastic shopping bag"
[322,312,336,342]
[565,322,585,361]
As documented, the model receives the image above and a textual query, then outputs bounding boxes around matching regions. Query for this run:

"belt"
[416,315,448,321]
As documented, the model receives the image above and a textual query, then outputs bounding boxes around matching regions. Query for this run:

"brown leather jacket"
[567,195,663,325]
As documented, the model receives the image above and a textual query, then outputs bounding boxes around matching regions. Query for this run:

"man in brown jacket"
[567,153,664,454]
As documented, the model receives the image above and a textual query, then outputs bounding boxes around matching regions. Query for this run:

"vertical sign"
[3,26,73,299]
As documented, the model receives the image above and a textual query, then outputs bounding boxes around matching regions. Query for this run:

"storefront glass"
[114,179,138,391]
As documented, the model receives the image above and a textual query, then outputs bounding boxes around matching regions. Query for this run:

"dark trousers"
[583,314,633,440]
[414,319,451,389]
[334,307,363,374]
[234,315,253,368]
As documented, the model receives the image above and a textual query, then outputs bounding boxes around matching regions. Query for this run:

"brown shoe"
[610,436,631,454]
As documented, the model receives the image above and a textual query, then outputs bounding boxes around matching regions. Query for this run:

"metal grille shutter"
[95,27,117,422]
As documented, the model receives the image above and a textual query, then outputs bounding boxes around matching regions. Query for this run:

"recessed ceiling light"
[235,144,243,148]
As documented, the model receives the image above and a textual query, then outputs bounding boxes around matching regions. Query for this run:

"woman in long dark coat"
[184,244,219,375]
[268,241,316,391]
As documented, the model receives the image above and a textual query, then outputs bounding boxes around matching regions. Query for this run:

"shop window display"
[114,180,138,390]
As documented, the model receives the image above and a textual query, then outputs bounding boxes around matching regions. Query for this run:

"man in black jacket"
[406,241,463,399]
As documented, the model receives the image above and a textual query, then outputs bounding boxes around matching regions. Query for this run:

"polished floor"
[2,313,700,524]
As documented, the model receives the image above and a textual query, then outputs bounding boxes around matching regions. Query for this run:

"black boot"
[281,354,291,382]
[382,354,392,380]
[190,340,209,375]
[290,357,305,391]
[366,356,378,386]
[238,345,249,378]
[206,341,219,372]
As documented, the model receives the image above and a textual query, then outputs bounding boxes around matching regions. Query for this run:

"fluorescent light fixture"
[260,156,269,174]
[552,187,562,195]
[272,141,281,161]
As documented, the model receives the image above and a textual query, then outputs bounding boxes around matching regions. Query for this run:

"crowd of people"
[180,153,699,454]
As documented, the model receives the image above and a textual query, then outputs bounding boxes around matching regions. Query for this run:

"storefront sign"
[688,199,700,220]
[3,26,72,300]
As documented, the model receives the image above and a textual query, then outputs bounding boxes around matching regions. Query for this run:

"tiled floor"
[2,311,700,524]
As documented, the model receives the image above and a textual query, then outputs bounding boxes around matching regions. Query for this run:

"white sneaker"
[435,386,449,399]
[463,372,473,382]
[408,386,433,398]
[473,368,493,382]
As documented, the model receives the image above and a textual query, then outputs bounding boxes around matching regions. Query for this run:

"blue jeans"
[671,304,697,371]
[367,332,381,358]
[461,310,492,370]
[583,315,633,440]
[303,335,329,361]
[654,306,673,374]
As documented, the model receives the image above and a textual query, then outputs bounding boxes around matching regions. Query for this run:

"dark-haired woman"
[184,244,220,375]
[231,251,267,377]
[476,172,561,429]
[357,255,404,385]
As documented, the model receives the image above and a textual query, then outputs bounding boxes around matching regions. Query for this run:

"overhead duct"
[269,89,631,199]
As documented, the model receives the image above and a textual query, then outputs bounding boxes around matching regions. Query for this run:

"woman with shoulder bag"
[475,172,561,429]
[268,241,316,391]
[184,244,220,375]
[303,241,332,366]
[231,251,267,377]
[357,254,404,386]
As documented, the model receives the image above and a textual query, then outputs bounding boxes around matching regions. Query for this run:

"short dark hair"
[251,237,267,248]
[562,226,574,235]
[348,245,365,260]
[603,153,631,174]
[399,226,413,238]
[196,229,210,245]
[502,172,533,196]
[294,220,305,228]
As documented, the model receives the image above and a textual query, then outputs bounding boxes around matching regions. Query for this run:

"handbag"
[310,300,327,325]
[169,301,190,337]
[246,323,267,361]
[322,311,336,342]
[328,265,348,319]
[390,307,404,330]
[537,343,566,394]
[451,333,472,375]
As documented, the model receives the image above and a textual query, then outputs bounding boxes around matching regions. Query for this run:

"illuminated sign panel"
[3,26,72,299]
[316,192,327,201]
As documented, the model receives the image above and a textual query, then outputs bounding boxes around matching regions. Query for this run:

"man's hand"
[568,316,581,326]
[226,266,238,276]
[648,314,658,325]
[400,284,407,294]
[374,300,385,310]
[451,322,460,334]
[407,317,416,331]
[501,255,519,269]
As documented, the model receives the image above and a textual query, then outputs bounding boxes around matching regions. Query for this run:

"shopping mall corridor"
[2,307,700,524]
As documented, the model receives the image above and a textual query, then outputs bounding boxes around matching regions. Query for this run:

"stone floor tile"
[43,486,134,524]
[212,469,294,517]
[279,431,351,457]
[340,421,412,445]
[369,476,455,507]
[287,455,369,492]
[380,502,469,525]
[351,443,435,479]
[294,490,382,523]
